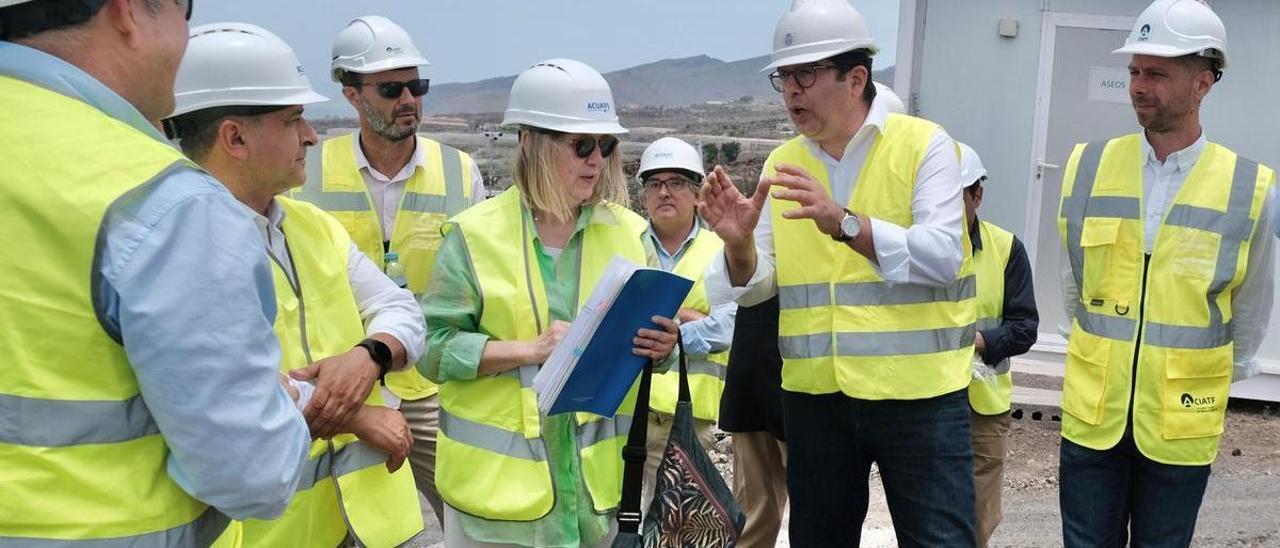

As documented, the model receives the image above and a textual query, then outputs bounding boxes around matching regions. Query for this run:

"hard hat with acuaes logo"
[502,58,627,135]
[762,0,877,72]
[1114,0,1227,72]
[169,22,328,118]
[638,137,705,183]
[331,15,431,82]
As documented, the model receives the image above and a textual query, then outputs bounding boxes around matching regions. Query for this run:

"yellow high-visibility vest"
[968,220,1016,415]
[1058,134,1274,465]
[0,74,240,546]
[769,113,976,399]
[433,187,649,521]
[649,227,730,421]
[240,197,422,547]
[295,133,476,401]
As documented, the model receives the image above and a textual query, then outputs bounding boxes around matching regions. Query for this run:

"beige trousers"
[400,394,444,528]
[970,410,1012,548]
[731,431,788,548]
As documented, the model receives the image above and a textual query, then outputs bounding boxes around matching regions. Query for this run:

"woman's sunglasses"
[531,128,618,159]
[361,79,431,100]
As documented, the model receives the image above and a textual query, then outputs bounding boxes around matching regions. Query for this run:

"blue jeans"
[782,388,977,547]
[1059,435,1211,548]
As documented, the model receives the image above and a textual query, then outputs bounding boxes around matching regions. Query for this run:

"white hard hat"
[169,22,328,118]
[1113,0,1227,70]
[638,137,704,182]
[502,58,627,135]
[0,1,36,6]
[762,0,878,72]
[330,15,431,82]
[875,83,905,114]
[958,143,988,188]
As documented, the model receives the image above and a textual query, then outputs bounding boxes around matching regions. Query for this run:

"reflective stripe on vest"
[435,187,649,520]
[968,221,1015,415]
[1057,134,1273,465]
[770,113,976,399]
[240,198,422,548]
[296,133,474,401]
[649,227,729,421]
[0,75,231,545]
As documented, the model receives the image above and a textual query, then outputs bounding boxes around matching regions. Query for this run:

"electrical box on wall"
[998,18,1019,38]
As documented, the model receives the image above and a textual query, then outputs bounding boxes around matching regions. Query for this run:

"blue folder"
[548,269,694,416]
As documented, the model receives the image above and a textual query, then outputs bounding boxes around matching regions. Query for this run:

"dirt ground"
[410,402,1279,547]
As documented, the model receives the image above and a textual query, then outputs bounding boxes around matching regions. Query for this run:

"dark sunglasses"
[178,0,193,21]
[532,127,618,159]
[362,79,430,100]
[566,134,619,159]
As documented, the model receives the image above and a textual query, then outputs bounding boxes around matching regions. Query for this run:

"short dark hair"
[1177,53,1223,82]
[0,0,163,40]
[338,70,362,88]
[166,104,289,160]
[829,48,877,104]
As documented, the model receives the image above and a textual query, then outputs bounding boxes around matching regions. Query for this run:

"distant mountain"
[423,54,895,114]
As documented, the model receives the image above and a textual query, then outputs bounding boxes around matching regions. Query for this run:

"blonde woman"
[419,59,679,548]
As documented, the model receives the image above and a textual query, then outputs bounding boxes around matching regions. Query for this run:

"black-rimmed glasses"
[768,63,839,93]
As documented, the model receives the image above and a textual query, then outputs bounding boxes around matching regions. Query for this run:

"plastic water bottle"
[384,252,408,289]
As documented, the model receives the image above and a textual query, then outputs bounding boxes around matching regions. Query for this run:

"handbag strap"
[617,332,688,533]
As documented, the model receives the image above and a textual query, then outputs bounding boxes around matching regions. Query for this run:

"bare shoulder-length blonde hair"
[512,126,629,223]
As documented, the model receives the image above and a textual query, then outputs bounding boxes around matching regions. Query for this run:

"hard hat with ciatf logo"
[330,15,431,82]
[168,22,328,119]
[762,0,878,72]
[875,83,905,114]
[957,142,988,188]
[638,137,705,183]
[502,58,627,135]
[1114,0,1228,71]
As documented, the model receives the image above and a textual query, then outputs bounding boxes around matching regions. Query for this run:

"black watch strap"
[356,338,393,385]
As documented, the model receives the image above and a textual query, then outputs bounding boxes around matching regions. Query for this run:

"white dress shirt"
[256,200,428,407]
[1058,132,1275,379]
[353,134,487,238]
[708,95,966,307]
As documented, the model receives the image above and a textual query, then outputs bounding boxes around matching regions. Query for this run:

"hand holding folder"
[533,256,694,417]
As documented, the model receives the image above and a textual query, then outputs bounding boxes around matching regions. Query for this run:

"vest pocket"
[1062,329,1112,426]
[1161,347,1231,440]
[1080,217,1124,300]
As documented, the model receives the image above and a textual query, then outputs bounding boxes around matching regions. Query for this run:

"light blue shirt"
[646,222,737,358]
[0,42,308,520]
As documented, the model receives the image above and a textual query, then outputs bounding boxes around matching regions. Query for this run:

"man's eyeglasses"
[362,79,431,100]
[177,0,193,21]
[642,176,697,194]
[768,63,839,93]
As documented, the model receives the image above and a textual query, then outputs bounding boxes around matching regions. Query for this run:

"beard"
[362,98,418,141]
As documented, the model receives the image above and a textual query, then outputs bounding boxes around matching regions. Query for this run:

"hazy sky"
[192,1,901,116]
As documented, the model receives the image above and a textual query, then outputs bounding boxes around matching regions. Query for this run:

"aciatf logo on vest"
[1181,392,1216,408]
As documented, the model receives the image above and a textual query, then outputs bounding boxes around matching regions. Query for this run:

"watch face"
[841,214,860,238]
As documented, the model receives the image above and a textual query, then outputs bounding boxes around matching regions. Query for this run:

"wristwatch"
[832,209,861,242]
[355,338,393,385]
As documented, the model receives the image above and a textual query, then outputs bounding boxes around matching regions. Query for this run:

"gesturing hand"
[698,165,770,249]
[760,163,845,237]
